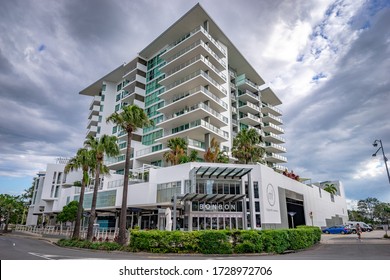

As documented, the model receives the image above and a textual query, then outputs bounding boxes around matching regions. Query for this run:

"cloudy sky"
[0,0,389,203]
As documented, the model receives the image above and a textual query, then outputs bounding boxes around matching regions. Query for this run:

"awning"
[194,166,252,179]
[179,193,246,203]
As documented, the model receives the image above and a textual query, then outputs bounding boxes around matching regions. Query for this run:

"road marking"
[28,252,54,260]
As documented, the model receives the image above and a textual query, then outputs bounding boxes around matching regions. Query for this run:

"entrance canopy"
[179,193,246,203]
[194,166,252,179]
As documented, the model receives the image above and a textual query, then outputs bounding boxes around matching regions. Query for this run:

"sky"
[0,0,389,204]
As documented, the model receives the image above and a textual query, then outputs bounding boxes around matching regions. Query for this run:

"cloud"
[0,0,389,203]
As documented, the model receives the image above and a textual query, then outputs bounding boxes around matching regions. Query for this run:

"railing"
[263,122,285,133]
[165,69,227,96]
[238,89,259,100]
[164,86,228,110]
[166,119,229,139]
[265,142,287,152]
[165,25,226,57]
[14,225,120,241]
[263,113,283,124]
[266,152,287,162]
[164,54,226,82]
[264,132,285,143]
[165,39,226,68]
[262,102,282,115]
[136,143,166,157]
[164,102,228,124]
[239,101,260,112]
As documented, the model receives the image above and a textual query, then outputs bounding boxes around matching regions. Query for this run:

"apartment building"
[80,3,286,173]
[27,4,348,231]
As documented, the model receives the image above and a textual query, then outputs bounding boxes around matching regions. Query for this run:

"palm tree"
[84,134,119,241]
[65,148,95,239]
[324,183,338,195]
[231,128,265,164]
[163,137,188,166]
[106,104,152,245]
[204,137,229,163]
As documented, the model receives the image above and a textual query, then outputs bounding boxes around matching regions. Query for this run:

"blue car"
[322,225,351,234]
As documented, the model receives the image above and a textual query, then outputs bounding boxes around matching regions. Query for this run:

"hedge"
[57,226,321,254]
[128,226,321,254]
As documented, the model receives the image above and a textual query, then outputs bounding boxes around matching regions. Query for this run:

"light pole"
[372,140,390,184]
[288,211,296,228]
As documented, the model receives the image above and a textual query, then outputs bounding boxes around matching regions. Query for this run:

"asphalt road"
[1,230,390,260]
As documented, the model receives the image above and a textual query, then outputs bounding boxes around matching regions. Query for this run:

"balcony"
[87,115,99,129]
[162,25,226,61]
[239,112,262,126]
[238,90,259,103]
[162,70,227,100]
[262,113,283,125]
[263,122,284,134]
[264,142,287,153]
[104,153,133,170]
[89,95,101,110]
[162,39,226,71]
[261,102,282,116]
[160,55,226,86]
[263,132,285,144]
[266,152,287,163]
[160,119,229,143]
[160,86,228,114]
[122,73,146,92]
[236,78,259,92]
[159,102,228,129]
[86,126,97,137]
[239,101,260,115]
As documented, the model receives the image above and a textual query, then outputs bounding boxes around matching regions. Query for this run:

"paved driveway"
[320,229,390,244]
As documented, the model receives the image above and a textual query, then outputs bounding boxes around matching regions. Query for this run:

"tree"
[85,134,120,241]
[57,201,79,225]
[65,148,95,239]
[163,137,188,166]
[0,194,24,231]
[204,137,229,163]
[357,197,380,222]
[231,128,265,164]
[324,183,338,195]
[107,104,152,246]
[373,202,390,224]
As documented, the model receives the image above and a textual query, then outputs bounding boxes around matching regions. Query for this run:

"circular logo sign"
[266,183,276,206]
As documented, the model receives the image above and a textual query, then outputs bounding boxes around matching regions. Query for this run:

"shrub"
[260,229,290,254]
[233,230,263,253]
[197,230,232,254]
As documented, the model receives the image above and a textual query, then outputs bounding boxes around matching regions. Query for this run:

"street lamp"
[288,211,296,228]
[372,140,390,184]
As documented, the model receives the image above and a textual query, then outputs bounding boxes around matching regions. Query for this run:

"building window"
[255,201,260,212]
[254,181,259,198]
[157,181,181,203]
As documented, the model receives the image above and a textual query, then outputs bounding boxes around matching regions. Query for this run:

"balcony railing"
[164,54,226,82]
[265,142,287,152]
[264,122,284,133]
[238,90,259,100]
[165,70,227,96]
[166,119,229,139]
[165,25,226,57]
[262,102,282,115]
[164,102,228,124]
[164,86,228,110]
[165,39,226,68]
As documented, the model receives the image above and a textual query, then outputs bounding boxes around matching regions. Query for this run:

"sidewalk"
[4,230,62,244]
[321,230,390,244]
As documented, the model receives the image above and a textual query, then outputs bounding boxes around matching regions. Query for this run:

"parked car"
[322,225,351,234]
[346,221,373,232]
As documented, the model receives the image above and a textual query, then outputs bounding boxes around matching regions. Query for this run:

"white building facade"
[27,162,348,230]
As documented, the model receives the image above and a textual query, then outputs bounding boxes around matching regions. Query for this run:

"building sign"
[266,183,276,206]
[261,181,281,224]
[194,202,237,212]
